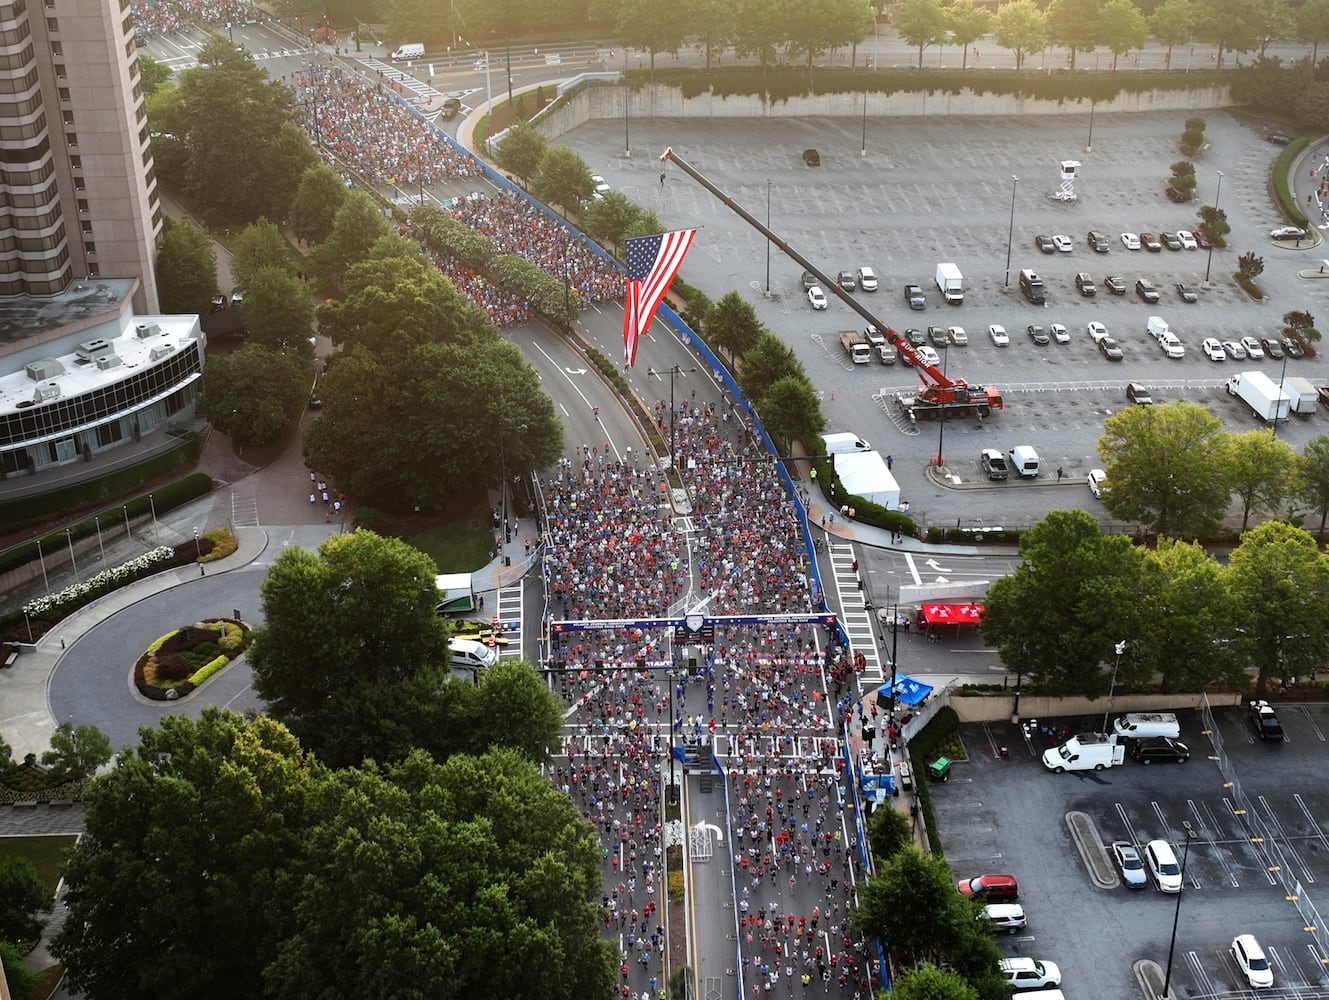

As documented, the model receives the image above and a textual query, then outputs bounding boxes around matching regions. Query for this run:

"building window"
[49,42,60,56]
[86,263,98,276]
[68,154,80,169]
[83,241,94,256]
[61,111,73,125]
[76,198,87,213]
[45,17,56,32]
[65,132,76,147]
[57,87,69,102]
[80,220,91,234]
[53,62,64,79]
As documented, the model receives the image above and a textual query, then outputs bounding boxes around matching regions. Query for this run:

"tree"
[1239,251,1265,279]
[580,192,643,250]
[738,331,807,406]
[895,0,949,68]
[867,803,913,860]
[1197,204,1230,244]
[39,722,112,782]
[854,846,973,964]
[439,659,564,763]
[1150,0,1194,67]
[255,121,320,221]
[52,711,322,1000]
[1223,429,1300,530]
[197,344,309,450]
[1300,435,1329,535]
[893,965,981,1000]
[248,531,453,766]
[947,0,994,69]
[532,147,596,215]
[981,510,1149,695]
[241,266,316,357]
[705,291,763,365]
[0,856,50,945]
[315,191,391,289]
[757,376,826,454]
[1045,0,1100,70]
[1253,0,1295,57]
[1227,521,1329,691]
[303,339,564,513]
[495,123,548,189]
[1136,540,1244,693]
[1284,309,1315,334]
[137,54,171,99]
[786,0,874,72]
[1097,401,1230,537]
[992,0,1048,69]
[264,749,617,1000]
[290,162,349,245]
[155,216,219,315]
[732,0,796,70]
[1299,0,1329,63]
[1192,0,1263,68]
[230,219,293,290]
[614,0,688,73]
[1100,0,1147,69]
[686,0,738,68]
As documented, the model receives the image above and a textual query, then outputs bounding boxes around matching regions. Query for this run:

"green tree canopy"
[739,330,807,405]
[895,0,950,68]
[315,191,392,289]
[947,0,994,68]
[532,147,596,215]
[156,216,219,315]
[854,845,973,964]
[1045,0,1100,69]
[290,162,349,245]
[197,344,309,451]
[137,54,171,99]
[1299,0,1329,62]
[0,856,50,946]
[248,531,452,766]
[242,266,316,357]
[757,376,826,454]
[1192,0,1263,67]
[1100,0,1147,68]
[893,964,982,1000]
[581,192,644,251]
[230,219,293,290]
[867,802,913,860]
[1300,434,1329,535]
[1151,0,1194,64]
[440,659,564,763]
[1223,428,1300,530]
[495,123,548,188]
[1097,401,1230,537]
[705,290,763,364]
[981,510,1148,695]
[39,722,112,783]
[992,0,1048,69]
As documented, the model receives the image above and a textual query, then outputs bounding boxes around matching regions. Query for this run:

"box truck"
[1042,732,1126,772]
[1282,376,1319,415]
[935,263,965,304]
[1225,371,1290,424]
[839,329,872,364]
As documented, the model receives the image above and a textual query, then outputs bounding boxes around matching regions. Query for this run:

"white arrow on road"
[925,558,952,572]
[696,821,725,845]
[564,366,587,375]
[933,576,950,584]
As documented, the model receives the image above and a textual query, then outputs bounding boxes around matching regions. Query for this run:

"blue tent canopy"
[877,674,934,707]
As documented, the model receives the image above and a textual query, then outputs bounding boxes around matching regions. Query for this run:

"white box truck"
[1042,732,1126,772]
[1282,376,1319,415]
[935,263,965,304]
[1226,371,1290,424]
[391,42,425,59]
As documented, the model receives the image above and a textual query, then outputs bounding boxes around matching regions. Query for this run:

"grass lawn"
[0,835,77,895]
[411,496,496,573]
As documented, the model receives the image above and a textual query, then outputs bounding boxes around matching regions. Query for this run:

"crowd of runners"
[130,0,252,35]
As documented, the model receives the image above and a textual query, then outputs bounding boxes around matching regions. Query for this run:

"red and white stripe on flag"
[622,229,696,367]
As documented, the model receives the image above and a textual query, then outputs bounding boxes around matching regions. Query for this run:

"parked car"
[836,270,857,291]
[917,345,941,366]
[1087,320,1110,343]
[590,174,611,199]
[807,286,828,310]
[948,326,968,346]
[1261,337,1284,359]
[928,326,949,348]
[1000,958,1062,990]
[957,874,1020,901]
[988,324,1010,346]
[1075,272,1097,296]
[1120,232,1141,250]
[1157,331,1185,358]
[1145,839,1183,892]
[904,284,926,310]
[1223,339,1248,360]
[1035,234,1055,254]
[1161,231,1183,250]
[1027,324,1050,345]
[1050,323,1070,344]
[1231,934,1274,988]
[1112,841,1148,889]
[1176,230,1199,249]
[1087,468,1106,498]
[1284,338,1306,359]
[1176,283,1198,303]
[801,271,818,290]
[1130,736,1190,763]
[1248,700,1284,742]
[1099,337,1124,361]
[1135,279,1160,303]
[1271,226,1305,240]
[1241,335,1265,359]
[1126,382,1154,405]
[979,903,1026,935]
[1202,337,1226,361]
[1267,131,1292,145]
[1141,232,1163,251]
[1104,275,1126,295]
[1052,234,1073,252]
[802,148,821,166]
[857,266,879,291]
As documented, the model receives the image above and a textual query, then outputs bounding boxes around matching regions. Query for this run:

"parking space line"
[1184,950,1216,996]
[1223,797,1279,886]
[1257,795,1315,885]
[1293,795,1329,860]
[1294,705,1327,743]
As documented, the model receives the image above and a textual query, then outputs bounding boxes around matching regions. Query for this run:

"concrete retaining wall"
[533,81,1235,140]
[949,690,1243,723]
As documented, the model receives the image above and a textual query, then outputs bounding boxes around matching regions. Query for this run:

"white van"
[448,637,498,673]
[821,432,871,455]
[1112,713,1181,740]
[1008,445,1040,478]
[391,42,425,60]
[1020,990,1066,1000]
[979,903,1026,934]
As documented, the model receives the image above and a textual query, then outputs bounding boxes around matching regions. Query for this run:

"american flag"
[622,229,696,367]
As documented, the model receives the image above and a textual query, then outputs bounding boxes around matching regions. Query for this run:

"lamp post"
[665,365,698,472]
[1273,347,1290,438]
[765,180,772,295]
[1086,99,1095,152]
[1004,175,1019,287]
[1102,640,1127,731]
[886,603,900,719]
[504,41,513,106]
[94,515,105,565]
[193,526,202,560]
[65,529,78,584]
[1204,171,1224,286]
[860,78,868,156]
[1162,822,1196,998]
[623,48,630,157]
[935,349,949,467]
[497,423,527,545]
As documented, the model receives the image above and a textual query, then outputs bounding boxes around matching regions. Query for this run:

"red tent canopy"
[918,603,984,626]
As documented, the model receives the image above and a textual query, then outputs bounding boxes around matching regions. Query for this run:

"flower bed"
[134,618,251,701]
[24,546,175,621]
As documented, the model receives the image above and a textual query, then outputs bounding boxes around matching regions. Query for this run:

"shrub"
[667,870,684,901]
[147,629,180,654]
[153,653,193,682]
[199,528,238,562]
[188,655,230,686]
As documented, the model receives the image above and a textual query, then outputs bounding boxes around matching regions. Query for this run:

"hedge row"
[1272,136,1312,229]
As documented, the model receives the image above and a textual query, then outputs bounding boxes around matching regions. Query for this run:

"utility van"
[1042,732,1126,772]
[1112,713,1181,740]
[391,42,425,59]
[1019,269,1046,305]
[1008,445,1040,478]
[821,432,871,455]
[448,637,498,673]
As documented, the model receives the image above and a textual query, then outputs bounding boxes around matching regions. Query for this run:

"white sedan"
[1202,337,1226,361]
[1176,230,1199,249]
[1224,340,1248,360]
[1241,335,1264,358]
[590,174,611,199]
[1050,323,1070,344]
[1052,234,1073,252]
[988,324,1010,346]
[1088,320,1110,343]
[1121,232,1142,250]
[807,286,828,310]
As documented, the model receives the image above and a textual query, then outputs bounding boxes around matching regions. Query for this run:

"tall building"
[1,0,161,312]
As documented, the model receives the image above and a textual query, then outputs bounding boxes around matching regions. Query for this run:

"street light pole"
[1102,640,1126,732]
[1005,175,1019,287]
[1273,348,1290,438]
[936,349,948,466]
[1162,822,1196,998]
[623,49,630,157]
[1204,171,1224,286]
[765,180,772,295]
[1086,99,1095,152]
[860,80,868,156]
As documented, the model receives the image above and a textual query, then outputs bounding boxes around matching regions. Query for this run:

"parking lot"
[559,110,1327,525]
[933,704,1329,1000]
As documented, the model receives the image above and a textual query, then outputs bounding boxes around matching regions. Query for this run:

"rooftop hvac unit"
[135,323,161,339]
[149,344,173,361]
[76,337,114,360]
[95,354,122,370]
[24,358,64,380]
[32,381,60,402]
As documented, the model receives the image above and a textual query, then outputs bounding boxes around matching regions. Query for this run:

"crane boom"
[659,147,1001,418]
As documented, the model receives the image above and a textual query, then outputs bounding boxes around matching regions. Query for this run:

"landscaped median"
[134,618,251,701]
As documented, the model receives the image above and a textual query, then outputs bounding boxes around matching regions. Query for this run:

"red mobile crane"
[659,147,1003,421]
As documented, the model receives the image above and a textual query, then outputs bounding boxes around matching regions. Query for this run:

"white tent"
[833,452,901,510]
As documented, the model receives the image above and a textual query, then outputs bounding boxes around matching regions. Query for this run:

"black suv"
[1075,273,1097,297]
[1086,230,1110,253]
[904,284,926,310]
[1135,279,1160,303]
[1129,737,1190,764]
[1249,700,1284,742]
